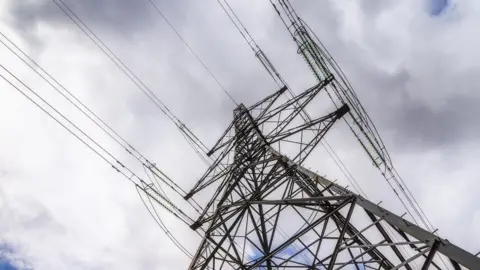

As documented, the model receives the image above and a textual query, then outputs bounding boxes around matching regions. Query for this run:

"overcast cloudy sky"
[0,0,479,269]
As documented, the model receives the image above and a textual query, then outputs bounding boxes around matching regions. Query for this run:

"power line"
[270,1,446,267]
[137,185,194,259]
[0,64,195,258]
[3,2,472,267]
[0,37,204,256]
[0,29,190,201]
[0,28,206,214]
[0,65,131,182]
[2,9,209,256]
[215,0,367,198]
[301,20,435,230]
[0,32,134,160]
[51,0,176,122]
[50,0,219,168]
[4,1,227,257]
[0,64,128,175]
[214,1,424,265]
[270,0,436,232]
[145,0,238,106]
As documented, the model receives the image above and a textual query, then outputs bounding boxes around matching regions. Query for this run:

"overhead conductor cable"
[0,64,195,259]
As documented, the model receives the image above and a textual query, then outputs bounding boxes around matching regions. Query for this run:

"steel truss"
[269,0,433,231]
[186,78,480,269]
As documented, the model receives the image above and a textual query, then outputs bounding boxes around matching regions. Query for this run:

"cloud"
[392,87,480,149]
[0,0,479,269]
[5,0,157,36]
[0,243,20,270]
[350,64,480,151]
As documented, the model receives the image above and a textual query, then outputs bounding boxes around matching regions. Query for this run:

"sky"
[0,0,479,269]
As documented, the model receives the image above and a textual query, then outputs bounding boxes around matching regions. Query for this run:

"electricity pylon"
[134,1,480,267]
[184,81,480,269]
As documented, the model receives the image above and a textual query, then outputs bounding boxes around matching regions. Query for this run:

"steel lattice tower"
[2,0,478,268]
[182,82,479,269]
[132,1,480,268]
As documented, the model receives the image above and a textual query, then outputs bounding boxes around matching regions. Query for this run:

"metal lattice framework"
[2,0,478,269]
[183,80,480,269]
[130,1,480,269]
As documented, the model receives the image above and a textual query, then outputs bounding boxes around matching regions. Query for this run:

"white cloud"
[0,0,479,269]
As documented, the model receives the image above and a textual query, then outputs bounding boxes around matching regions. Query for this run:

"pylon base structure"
[186,80,480,269]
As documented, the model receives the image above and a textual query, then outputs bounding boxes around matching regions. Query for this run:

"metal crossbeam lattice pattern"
[3,1,477,268]
[269,0,434,231]
[185,81,480,269]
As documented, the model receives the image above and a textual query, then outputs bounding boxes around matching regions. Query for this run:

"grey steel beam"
[356,197,480,269]
[391,247,430,270]
[283,159,480,269]
[422,240,441,270]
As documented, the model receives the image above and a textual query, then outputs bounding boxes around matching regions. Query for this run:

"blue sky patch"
[0,260,18,270]
[0,243,20,270]
[429,0,449,16]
